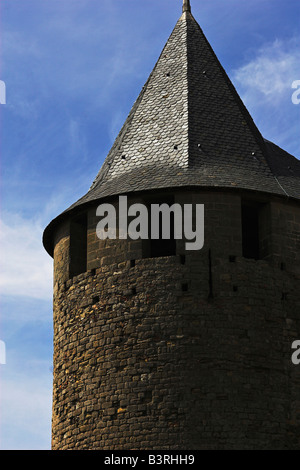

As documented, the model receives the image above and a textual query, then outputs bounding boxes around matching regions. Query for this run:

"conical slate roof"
[43,1,299,255]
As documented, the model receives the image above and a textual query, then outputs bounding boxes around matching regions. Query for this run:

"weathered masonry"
[43,0,300,450]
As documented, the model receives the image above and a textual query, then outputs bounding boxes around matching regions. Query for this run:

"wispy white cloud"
[2,30,42,58]
[0,214,53,301]
[232,36,300,157]
[233,36,300,105]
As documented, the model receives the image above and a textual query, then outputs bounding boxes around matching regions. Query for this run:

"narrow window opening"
[69,213,87,278]
[131,287,137,295]
[182,283,188,292]
[241,203,260,260]
[130,259,136,268]
[143,195,176,258]
[180,255,186,265]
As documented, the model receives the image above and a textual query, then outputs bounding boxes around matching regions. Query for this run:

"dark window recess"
[182,283,188,292]
[241,204,260,260]
[92,296,100,304]
[144,196,176,258]
[69,214,87,278]
[180,255,186,265]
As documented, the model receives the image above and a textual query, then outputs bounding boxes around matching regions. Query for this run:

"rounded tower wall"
[51,190,300,449]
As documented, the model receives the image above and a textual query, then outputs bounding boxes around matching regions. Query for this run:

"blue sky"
[0,0,299,450]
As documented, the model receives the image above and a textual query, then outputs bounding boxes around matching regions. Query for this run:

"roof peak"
[182,0,191,13]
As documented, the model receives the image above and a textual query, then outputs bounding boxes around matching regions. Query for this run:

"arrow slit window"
[241,201,270,260]
[69,214,87,277]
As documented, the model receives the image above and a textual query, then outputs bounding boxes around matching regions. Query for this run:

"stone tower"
[43,1,300,450]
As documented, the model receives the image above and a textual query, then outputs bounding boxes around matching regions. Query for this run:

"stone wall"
[51,190,300,449]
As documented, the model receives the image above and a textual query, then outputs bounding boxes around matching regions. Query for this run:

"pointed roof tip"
[182,0,191,13]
